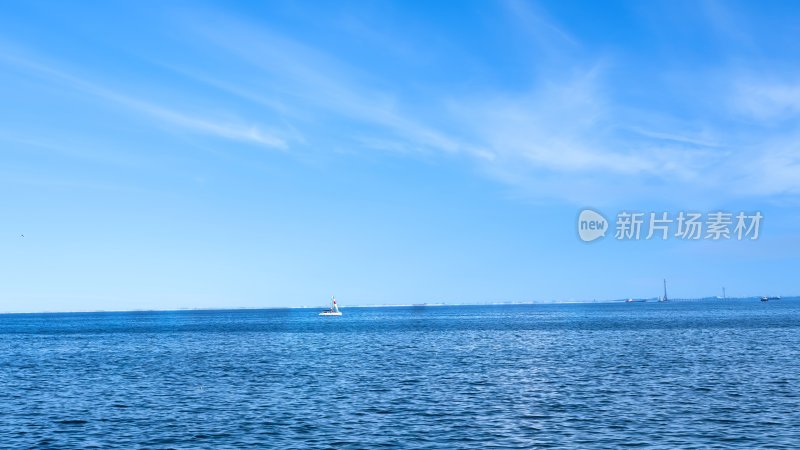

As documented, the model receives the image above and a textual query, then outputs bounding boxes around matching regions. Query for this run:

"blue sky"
[1,0,799,312]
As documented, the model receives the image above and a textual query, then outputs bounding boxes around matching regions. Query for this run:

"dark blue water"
[2,300,799,449]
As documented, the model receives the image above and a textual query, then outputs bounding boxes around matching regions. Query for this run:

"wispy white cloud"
[135,103,287,149]
[8,3,799,206]
[444,85,725,204]
[729,132,800,197]
[712,75,800,197]
[503,0,579,50]
[701,0,757,51]
[732,79,800,121]
[0,48,289,150]
[179,14,465,157]
[168,9,767,205]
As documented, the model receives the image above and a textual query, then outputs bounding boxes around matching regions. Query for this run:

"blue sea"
[1,300,799,449]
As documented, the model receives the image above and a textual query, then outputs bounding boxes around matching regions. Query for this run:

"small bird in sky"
[20,234,24,238]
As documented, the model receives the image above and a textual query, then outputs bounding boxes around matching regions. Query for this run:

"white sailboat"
[319,295,342,316]
[659,279,669,302]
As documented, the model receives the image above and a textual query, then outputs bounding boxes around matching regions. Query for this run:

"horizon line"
[1,295,795,315]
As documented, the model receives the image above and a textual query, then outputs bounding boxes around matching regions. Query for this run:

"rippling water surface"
[2,300,799,449]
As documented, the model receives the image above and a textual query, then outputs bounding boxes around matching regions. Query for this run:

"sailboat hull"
[319,295,342,316]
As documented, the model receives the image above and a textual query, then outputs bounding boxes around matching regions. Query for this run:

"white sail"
[319,294,342,316]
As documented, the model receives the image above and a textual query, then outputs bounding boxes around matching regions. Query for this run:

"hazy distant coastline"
[1,296,795,315]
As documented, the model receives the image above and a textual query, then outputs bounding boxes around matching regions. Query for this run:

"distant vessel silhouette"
[760,295,781,302]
